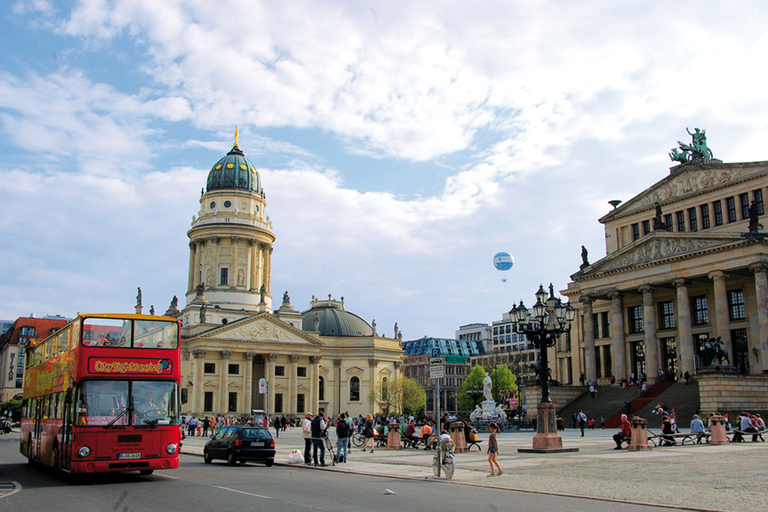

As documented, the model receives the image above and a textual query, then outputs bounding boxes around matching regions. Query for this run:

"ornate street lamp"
[512,284,576,453]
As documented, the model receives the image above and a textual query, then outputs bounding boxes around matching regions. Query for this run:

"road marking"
[0,481,21,499]
[153,473,179,480]
[213,486,271,499]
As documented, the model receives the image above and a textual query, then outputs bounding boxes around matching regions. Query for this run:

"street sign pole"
[431,347,442,478]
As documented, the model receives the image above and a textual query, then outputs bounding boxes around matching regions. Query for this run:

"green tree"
[458,365,488,411]
[0,398,22,420]
[458,364,518,412]
[400,377,426,416]
[368,379,399,414]
[368,377,426,416]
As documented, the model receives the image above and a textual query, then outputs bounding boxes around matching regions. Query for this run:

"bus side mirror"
[181,388,188,404]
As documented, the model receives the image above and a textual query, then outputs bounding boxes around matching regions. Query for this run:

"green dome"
[206,145,262,193]
[301,300,373,337]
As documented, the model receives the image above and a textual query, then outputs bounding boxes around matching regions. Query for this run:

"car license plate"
[118,452,141,459]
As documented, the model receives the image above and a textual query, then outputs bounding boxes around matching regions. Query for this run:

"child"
[487,422,503,477]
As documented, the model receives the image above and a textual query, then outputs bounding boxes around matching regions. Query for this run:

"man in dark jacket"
[311,412,327,466]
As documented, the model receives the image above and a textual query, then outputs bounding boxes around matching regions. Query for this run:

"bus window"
[135,320,178,349]
[76,381,128,426]
[132,381,179,425]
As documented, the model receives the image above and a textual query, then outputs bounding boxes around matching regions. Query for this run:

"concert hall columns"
[608,291,627,380]
[581,296,596,383]
[639,285,658,383]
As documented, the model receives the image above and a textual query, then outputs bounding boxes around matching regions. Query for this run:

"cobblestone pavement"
[181,426,768,512]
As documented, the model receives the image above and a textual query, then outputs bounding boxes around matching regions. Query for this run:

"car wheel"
[203,450,212,464]
[227,452,237,466]
[140,469,154,476]
[265,459,274,467]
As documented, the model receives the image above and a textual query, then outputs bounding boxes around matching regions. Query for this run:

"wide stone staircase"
[556,381,700,431]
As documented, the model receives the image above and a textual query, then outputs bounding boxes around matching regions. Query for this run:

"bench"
[467,439,483,451]
[646,430,707,446]
[729,429,766,442]
[402,436,429,449]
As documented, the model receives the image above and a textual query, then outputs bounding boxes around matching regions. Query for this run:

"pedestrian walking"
[487,423,503,477]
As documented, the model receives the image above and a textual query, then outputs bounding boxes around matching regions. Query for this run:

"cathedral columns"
[219,351,231,413]
[265,353,277,415]
[368,359,379,409]
[608,291,627,380]
[289,355,300,415]
[244,352,256,413]
[188,242,196,291]
[192,349,207,413]
[193,240,203,289]
[674,279,694,377]
[230,236,240,288]
[581,296,596,383]
[333,359,342,418]
[309,356,322,413]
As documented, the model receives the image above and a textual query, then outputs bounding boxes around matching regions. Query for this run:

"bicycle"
[351,431,365,448]
[431,440,455,479]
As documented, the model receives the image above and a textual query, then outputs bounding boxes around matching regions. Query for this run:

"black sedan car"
[204,426,276,466]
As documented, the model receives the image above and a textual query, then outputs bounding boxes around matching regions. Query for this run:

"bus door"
[61,388,74,469]
[31,399,43,460]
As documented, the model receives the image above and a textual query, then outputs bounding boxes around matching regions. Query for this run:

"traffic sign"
[430,365,444,379]
[431,347,441,358]
[258,378,267,394]
[430,358,444,366]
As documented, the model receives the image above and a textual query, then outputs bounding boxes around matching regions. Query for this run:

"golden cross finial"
[234,126,239,147]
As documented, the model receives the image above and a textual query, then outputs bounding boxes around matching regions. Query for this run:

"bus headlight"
[78,446,92,458]
[166,443,177,455]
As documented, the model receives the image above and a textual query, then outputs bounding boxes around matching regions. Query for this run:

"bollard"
[628,416,651,451]
[386,423,402,450]
[709,415,730,445]
[450,422,468,453]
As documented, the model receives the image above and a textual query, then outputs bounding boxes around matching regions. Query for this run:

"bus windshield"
[76,380,179,426]
[82,317,178,349]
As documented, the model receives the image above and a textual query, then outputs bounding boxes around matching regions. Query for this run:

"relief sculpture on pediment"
[605,238,722,270]
[624,168,741,214]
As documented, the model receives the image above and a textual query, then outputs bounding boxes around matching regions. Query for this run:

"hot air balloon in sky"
[493,252,514,281]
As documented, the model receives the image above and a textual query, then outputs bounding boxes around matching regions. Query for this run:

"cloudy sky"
[3,0,768,339]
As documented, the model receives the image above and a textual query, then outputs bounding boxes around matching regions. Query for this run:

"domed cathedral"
[183,126,275,324]
[177,130,403,420]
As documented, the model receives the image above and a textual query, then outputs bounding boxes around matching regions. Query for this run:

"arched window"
[349,376,360,402]
[318,376,325,401]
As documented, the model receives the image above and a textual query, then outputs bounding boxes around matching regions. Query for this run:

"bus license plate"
[118,452,141,459]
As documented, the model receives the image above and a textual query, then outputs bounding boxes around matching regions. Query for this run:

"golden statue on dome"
[234,126,239,147]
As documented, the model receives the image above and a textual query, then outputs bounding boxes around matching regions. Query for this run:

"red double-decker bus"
[20,313,182,475]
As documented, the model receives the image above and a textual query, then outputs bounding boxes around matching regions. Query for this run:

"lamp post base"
[518,402,579,454]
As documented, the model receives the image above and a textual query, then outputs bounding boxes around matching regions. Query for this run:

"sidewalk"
[181,426,768,512]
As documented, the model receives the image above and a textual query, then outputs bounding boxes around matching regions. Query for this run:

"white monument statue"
[495,404,508,423]
[470,405,483,421]
[482,371,493,402]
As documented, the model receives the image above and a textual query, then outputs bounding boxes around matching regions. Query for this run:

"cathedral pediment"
[600,161,768,222]
[574,232,742,279]
[197,313,323,346]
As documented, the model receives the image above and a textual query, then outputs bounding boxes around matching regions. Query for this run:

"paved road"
[0,435,671,512]
[2,427,767,511]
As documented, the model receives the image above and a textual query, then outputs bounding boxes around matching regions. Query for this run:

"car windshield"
[240,428,271,440]
[76,380,179,426]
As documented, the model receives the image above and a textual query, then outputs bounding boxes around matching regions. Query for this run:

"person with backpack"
[335,414,350,463]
